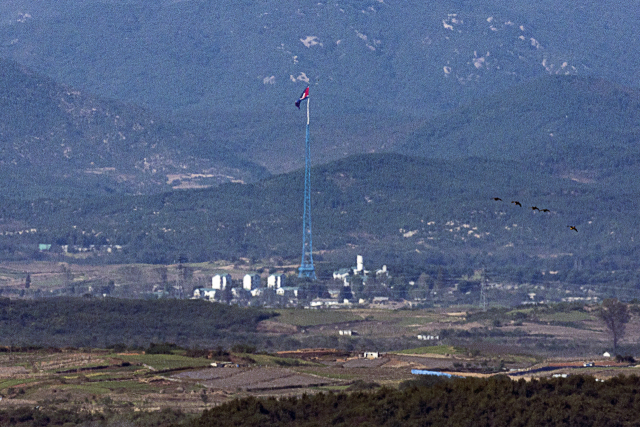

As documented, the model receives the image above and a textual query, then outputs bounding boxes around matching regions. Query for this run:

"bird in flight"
[492,197,502,201]
[568,226,578,232]
[511,201,522,207]
[531,206,539,211]
[541,209,550,212]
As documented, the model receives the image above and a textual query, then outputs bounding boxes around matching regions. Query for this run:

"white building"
[212,273,232,290]
[276,287,299,297]
[333,268,351,283]
[417,335,439,341]
[356,255,364,273]
[309,298,341,308]
[193,288,217,300]
[268,273,286,289]
[376,265,388,276]
[250,288,264,297]
[243,273,261,291]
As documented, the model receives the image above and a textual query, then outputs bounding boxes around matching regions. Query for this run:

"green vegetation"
[242,354,319,367]
[0,297,275,348]
[188,375,640,427]
[538,311,593,323]
[467,302,594,325]
[0,146,637,304]
[118,354,213,372]
[274,309,364,327]
[396,345,463,356]
[0,406,191,427]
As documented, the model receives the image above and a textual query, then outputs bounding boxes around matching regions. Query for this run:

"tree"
[338,285,353,302]
[600,298,630,350]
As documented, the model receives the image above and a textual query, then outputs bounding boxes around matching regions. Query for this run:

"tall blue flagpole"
[298,91,316,280]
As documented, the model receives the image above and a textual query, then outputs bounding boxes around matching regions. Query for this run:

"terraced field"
[1,303,640,417]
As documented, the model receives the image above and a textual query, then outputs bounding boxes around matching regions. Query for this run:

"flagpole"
[299,87,316,280]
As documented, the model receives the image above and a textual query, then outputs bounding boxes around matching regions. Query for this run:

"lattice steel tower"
[297,87,316,279]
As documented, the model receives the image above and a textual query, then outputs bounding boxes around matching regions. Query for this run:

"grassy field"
[272,308,459,329]
[118,353,213,371]
[395,345,465,356]
[0,301,637,419]
[537,311,595,323]
[273,309,365,327]
[243,353,320,367]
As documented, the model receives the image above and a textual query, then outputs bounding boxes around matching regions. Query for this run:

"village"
[188,254,601,310]
[191,255,399,309]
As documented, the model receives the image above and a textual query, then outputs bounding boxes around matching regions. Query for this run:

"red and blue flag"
[295,86,309,109]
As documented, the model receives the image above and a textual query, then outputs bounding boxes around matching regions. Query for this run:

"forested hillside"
[0,2,637,174]
[0,0,636,115]
[0,58,268,198]
[0,152,639,291]
[0,297,275,348]
[189,375,640,427]
[400,76,640,176]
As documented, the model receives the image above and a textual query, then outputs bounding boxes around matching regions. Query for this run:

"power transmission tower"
[298,89,316,280]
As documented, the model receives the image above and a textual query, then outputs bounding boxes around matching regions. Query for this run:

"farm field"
[0,349,419,414]
[267,304,628,358]
[1,301,640,416]
[1,345,638,417]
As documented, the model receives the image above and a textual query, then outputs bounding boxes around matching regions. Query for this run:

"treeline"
[0,297,275,348]
[189,375,640,427]
[0,406,189,427]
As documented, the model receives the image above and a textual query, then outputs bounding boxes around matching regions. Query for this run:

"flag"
[295,86,309,109]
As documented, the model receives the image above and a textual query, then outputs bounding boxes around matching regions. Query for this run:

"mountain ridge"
[4,152,638,277]
[0,57,269,197]
[0,0,636,117]
[398,75,640,183]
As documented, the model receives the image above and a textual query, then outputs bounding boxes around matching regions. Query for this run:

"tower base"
[298,264,317,280]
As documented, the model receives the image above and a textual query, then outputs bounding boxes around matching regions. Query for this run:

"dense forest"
[0,406,189,427]
[189,375,640,427]
[4,375,640,426]
[0,297,275,348]
[0,296,435,352]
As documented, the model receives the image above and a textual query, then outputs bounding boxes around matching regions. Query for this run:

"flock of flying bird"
[492,197,578,232]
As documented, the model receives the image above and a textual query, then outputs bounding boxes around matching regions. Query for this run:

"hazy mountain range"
[0,0,637,175]
[2,54,638,199]
[0,0,637,115]
[0,0,638,281]
[0,58,268,197]
[400,76,640,186]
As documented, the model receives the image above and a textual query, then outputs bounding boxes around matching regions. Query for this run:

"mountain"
[0,58,269,198]
[399,75,640,186]
[0,1,635,114]
[0,1,637,173]
[5,153,640,290]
